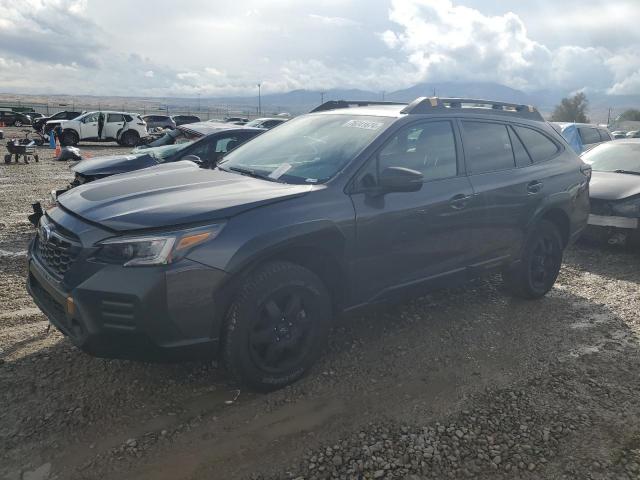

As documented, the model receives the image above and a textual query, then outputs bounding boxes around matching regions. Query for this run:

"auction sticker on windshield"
[342,119,384,130]
[268,163,292,180]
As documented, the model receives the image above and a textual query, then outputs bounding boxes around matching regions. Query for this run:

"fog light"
[66,296,75,315]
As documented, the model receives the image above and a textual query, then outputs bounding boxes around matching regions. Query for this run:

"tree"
[619,109,640,121]
[550,92,590,123]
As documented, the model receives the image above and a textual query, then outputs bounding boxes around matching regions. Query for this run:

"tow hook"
[28,202,44,227]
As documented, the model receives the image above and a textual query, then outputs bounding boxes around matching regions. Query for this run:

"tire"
[4,154,11,164]
[502,220,563,299]
[222,261,332,391]
[121,130,139,147]
[61,130,79,147]
[14,120,23,127]
[34,154,39,162]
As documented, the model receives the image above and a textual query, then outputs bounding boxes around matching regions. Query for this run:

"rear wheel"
[61,130,79,146]
[4,154,11,164]
[502,220,563,299]
[121,130,139,147]
[222,261,332,391]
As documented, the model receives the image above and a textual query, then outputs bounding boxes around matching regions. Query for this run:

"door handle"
[449,194,471,210]
[527,180,543,194]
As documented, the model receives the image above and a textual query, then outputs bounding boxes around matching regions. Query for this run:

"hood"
[590,170,640,201]
[72,153,158,177]
[58,161,317,231]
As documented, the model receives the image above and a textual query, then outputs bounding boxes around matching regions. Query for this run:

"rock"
[374,470,385,478]
[528,463,536,471]
[332,455,343,466]
[126,438,138,448]
[22,463,51,480]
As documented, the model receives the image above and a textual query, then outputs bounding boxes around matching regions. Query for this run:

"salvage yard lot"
[1,125,640,479]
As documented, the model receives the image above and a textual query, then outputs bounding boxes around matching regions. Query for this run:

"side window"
[598,129,611,142]
[378,121,457,181]
[82,113,99,123]
[215,135,241,153]
[578,127,601,145]
[124,114,133,122]
[508,126,531,167]
[513,126,559,163]
[461,121,515,174]
[107,113,124,123]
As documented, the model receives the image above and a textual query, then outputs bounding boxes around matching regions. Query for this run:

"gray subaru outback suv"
[27,97,590,391]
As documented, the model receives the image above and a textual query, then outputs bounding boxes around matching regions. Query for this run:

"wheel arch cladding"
[226,223,349,314]
[540,208,570,247]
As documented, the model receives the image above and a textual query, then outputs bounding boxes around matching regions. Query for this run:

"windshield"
[582,142,640,173]
[148,142,193,162]
[219,114,393,184]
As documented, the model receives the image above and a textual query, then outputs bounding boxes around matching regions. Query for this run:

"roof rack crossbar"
[310,100,407,113]
[400,97,544,121]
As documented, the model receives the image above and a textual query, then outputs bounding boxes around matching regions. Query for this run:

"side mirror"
[377,166,423,193]
[181,154,203,165]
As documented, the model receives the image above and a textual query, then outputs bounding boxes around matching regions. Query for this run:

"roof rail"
[400,97,544,121]
[310,100,407,113]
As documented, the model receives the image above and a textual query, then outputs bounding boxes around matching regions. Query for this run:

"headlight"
[611,197,640,217]
[95,224,224,267]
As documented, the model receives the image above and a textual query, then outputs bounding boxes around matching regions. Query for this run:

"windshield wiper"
[219,165,280,182]
[613,169,640,175]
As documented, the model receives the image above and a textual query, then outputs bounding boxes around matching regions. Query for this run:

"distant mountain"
[197,81,640,122]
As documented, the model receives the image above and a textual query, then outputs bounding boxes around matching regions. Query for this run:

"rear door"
[104,113,125,139]
[461,120,561,264]
[350,119,478,302]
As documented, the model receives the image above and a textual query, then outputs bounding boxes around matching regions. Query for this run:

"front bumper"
[584,214,640,246]
[27,243,229,361]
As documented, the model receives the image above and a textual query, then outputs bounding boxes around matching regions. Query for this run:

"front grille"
[34,227,81,278]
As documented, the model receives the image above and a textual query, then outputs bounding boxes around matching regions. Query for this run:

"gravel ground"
[1,125,639,480]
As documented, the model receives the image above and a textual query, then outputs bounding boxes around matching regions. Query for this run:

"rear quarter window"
[578,127,601,145]
[513,126,560,163]
[598,129,611,142]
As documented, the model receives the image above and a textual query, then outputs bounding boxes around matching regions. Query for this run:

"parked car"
[224,116,249,124]
[33,111,82,133]
[172,115,201,126]
[26,97,589,391]
[611,130,628,139]
[245,117,287,129]
[142,115,176,130]
[70,123,265,186]
[30,112,45,120]
[55,111,148,147]
[581,139,640,245]
[626,130,640,138]
[0,111,32,127]
[551,122,613,153]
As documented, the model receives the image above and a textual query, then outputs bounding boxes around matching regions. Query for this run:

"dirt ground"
[1,125,640,480]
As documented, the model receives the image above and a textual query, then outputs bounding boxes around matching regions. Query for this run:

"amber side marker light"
[176,232,211,251]
[66,296,75,316]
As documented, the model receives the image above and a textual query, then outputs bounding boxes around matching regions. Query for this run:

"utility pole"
[381,91,385,101]
[197,93,201,112]
[257,83,262,116]
[607,107,612,126]
[320,91,325,104]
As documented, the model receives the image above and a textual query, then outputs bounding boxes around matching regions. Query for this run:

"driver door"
[80,113,99,139]
[349,120,478,303]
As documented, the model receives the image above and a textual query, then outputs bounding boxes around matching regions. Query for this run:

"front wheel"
[222,261,332,391]
[61,130,79,146]
[14,120,23,127]
[502,220,563,299]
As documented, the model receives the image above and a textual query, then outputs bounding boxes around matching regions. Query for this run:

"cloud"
[0,0,105,68]
[381,0,639,94]
[308,14,360,27]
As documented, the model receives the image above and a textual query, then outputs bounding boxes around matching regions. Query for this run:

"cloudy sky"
[0,0,639,97]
